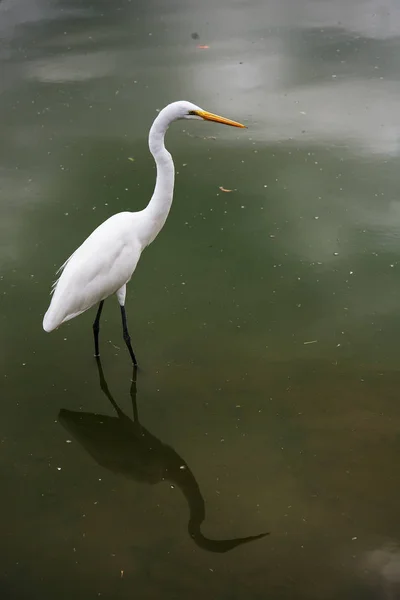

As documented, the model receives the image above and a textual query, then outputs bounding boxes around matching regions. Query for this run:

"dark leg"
[93,300,104,357]
[95,356,124,417]
[120,305,137,366]
[130,365,139,423]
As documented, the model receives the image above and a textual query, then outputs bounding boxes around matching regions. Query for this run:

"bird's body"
[43,100,245,362]
[43,213,142,330]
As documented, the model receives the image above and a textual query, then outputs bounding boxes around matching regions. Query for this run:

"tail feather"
[43,303,85,332]
[43,305,61,332]
[43,314,56,332]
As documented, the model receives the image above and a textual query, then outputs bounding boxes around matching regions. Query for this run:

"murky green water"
[2,0,400,598]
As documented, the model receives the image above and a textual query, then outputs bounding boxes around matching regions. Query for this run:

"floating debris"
[303,340,318,345]
[197,45,209,49]
[128,157,135,162]
[219,186,233,192]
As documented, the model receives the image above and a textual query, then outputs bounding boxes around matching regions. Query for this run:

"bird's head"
[162,100,246,128]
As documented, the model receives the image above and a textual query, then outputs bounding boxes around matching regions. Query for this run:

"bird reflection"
[58,358,268,552]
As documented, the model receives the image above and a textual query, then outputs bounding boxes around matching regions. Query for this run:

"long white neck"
[140,109,175,246]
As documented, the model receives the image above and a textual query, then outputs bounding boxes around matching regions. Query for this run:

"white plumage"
[42,100,245,363]
[44,213,141,330]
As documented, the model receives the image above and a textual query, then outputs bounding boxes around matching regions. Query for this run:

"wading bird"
[43,101,245,365]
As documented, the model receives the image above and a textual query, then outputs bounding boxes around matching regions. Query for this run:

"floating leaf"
[128,157,135,162]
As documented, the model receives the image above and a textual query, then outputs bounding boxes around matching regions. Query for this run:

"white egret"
[43,101,246,364]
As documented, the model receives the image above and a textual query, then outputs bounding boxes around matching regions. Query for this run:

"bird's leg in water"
[130,365,139,423]
[96,355,140,425]
[94,356,124,417]
[93,300,104,357]
[120,306,138,366]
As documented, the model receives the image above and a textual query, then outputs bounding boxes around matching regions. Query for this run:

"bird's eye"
[188,110,197,116]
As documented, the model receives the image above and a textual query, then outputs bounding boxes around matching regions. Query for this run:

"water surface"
[2,0,400,598]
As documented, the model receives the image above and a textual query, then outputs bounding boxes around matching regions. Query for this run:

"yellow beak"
[195,110,246,128]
